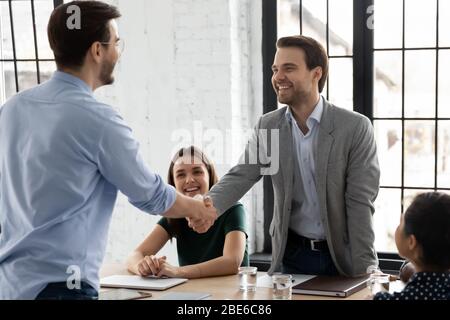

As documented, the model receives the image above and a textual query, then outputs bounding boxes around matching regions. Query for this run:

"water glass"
[238,267,257,292]
[272,274,292,300]
[367,272,390,295]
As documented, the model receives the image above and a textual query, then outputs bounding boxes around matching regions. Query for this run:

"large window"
[263,0,450,257]
[372,0,450,253]
[278,0,354,110]
[0,0,62,105]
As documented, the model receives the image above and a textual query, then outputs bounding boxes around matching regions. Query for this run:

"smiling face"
[172,155,210,198]
[271,47,322,106]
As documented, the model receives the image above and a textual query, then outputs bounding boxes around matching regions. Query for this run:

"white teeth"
[185,187,199,192]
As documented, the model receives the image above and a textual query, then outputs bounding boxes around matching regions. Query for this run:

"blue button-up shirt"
[0,71,176,299]
[285,96,325,240]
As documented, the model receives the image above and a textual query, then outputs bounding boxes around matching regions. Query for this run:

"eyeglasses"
[99,38,125,56]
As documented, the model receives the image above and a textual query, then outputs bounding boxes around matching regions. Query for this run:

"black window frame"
[0,0,63,97]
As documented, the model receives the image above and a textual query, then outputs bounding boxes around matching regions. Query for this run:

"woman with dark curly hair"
[373,192,450,300]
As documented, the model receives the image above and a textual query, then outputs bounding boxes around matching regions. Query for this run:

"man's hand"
[163,192,217,232]
[188,195,216,234]
[163,193,217,228]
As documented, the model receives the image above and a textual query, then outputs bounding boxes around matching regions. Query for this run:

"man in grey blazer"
[206,35,380,277]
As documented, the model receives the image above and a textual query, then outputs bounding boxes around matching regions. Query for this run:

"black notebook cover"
[292,275,370,297]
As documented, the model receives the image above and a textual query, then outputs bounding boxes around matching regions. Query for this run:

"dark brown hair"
[48,1,121,69]
[167,146,219,190]
[166,146,219,238]
[277,35,329,93]
[404,192,450,270]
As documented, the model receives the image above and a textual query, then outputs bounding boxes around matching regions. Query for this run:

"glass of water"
[367,272,390,295]
[272,274,292,300]
[238,267,257,292]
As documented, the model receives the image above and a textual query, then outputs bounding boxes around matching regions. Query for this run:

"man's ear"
[88,42,103,64]
[313,67,323,83]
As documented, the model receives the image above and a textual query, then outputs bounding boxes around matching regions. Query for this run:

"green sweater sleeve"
[157,217,173,237]
[223,203,248,237]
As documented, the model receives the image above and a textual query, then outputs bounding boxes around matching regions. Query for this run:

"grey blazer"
[208,98,380,277]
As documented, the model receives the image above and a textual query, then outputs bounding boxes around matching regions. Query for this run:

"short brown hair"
[48,1,121,69]
[277,35,329,93]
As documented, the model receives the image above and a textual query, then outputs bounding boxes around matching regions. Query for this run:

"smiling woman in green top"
[127,146,249,278]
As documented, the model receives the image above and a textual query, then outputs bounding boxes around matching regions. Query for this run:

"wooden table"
[100,264,395,300]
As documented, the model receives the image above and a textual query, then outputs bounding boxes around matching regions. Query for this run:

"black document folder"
[292,275,370,297]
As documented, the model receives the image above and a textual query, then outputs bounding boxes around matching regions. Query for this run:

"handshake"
[187,194,218,234]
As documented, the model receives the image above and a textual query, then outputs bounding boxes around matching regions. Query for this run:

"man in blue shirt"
[0,1,216,300]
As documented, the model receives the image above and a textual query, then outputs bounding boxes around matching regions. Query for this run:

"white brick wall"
[97,0,264,264]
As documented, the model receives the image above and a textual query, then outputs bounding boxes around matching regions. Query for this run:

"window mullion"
[434,0,440,190]
[30,0,40,84]
[8,0,19,92]
[262,0,277,253]
[353,0,374,120]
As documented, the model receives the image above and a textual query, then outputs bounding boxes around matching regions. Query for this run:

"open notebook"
[100,275,188,291]
[292,275,370,297]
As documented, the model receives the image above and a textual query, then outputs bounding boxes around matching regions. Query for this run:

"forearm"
[346,177,379,275]
[345,117,380,275]
[208,165,262,215]
[347,205,376,250]
[163,193,198,219]
[127,251,145,274]
[178,256,241,279]
[208,119,266,215]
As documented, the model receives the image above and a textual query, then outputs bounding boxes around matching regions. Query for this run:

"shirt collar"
[285,95,324,125]
[52,71,93,95]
